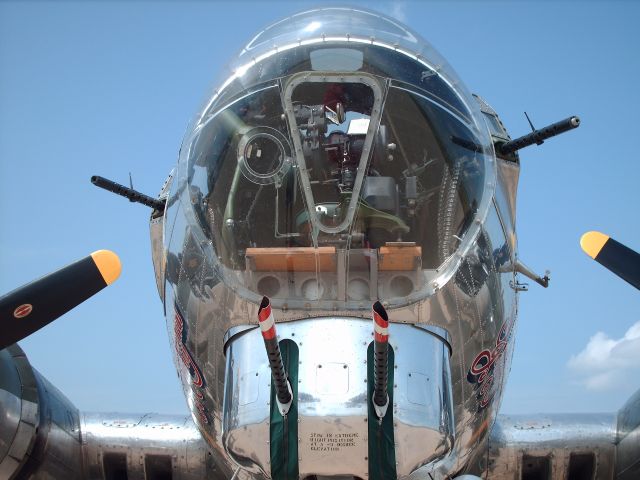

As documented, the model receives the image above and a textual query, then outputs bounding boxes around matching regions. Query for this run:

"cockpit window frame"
[282,71,386,236]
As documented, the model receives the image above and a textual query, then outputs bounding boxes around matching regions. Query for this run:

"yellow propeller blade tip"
[90,250,122,285]
[580,231,610,259]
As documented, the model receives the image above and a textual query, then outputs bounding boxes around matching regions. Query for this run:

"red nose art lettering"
[174,312,204,388]
[174,304,210,424]
[467,318,514,410]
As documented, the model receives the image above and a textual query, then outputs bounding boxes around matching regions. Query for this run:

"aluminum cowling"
[616,387,640,480]
[0,344,82,480]
[0,345,38,479]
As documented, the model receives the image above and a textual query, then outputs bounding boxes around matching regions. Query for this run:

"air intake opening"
[522,454,550,480]
[568,453,595,480]
[145,454,173,480]
[103,452,128,480]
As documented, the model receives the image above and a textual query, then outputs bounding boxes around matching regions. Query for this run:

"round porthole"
[388,275,414,298]
[347,278,369,301]
[238,127,291,185]
[257,275,281,298]
[301,278,324,301]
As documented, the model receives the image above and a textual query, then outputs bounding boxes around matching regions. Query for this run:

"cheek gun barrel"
[372,301,390,420]
[91,175,166,212]
[497,115,580,156]
[258,297,293,416]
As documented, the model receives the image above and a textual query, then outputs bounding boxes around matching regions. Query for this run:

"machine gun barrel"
[372,301,390,419]
[497,116,580,156]
[91,175,165,211]
[258,297,292,416]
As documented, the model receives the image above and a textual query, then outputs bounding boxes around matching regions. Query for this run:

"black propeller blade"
[0,250,121,350]
[580,231,640,290]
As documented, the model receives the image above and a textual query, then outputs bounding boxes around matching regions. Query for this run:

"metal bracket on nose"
[258,296,292,416]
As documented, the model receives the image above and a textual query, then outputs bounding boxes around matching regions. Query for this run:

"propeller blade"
[580,231,640,290]
[0,250,121,349]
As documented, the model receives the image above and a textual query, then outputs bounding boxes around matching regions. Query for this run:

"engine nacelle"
[0,344,82,479]
[0,344,216,480]
[616,388,640,479]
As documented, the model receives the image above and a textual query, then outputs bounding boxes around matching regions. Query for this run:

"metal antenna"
[524,111,536,131]
[524,112,543,146]
[128,172,135,202]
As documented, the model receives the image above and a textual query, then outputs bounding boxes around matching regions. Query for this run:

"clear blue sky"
[1,1,639,415]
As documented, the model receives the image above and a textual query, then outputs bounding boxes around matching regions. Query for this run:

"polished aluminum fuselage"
[154,152,520,479]
[149,8,521,478]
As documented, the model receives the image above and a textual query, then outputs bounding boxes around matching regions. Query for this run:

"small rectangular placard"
[298,419,368,478]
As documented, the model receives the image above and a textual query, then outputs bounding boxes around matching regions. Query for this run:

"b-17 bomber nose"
[171,7,495,312]
[161,7,501,480]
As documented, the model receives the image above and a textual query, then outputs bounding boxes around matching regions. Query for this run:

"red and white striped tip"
[372,301,389,343]
[258,296,276,340]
